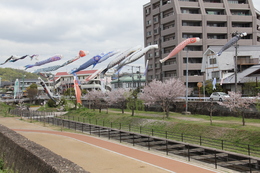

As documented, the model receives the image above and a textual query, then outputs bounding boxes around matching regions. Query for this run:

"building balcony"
[180,75,204,83]
[230,27,253,34]
[230,15,253,22]
[206,15,227,21]
[237,58,259,65]
[161,15,175,24]
[203,2,224,8]
[181,14,202,20]
[161,27,177,36]
[161,39,176,47]
[206,39,230,45]
[228,3,250,9]
[206,26,228,33]
[161,3,173,11]
[152,7,160,15]
[162,64,178,71]
[178,1,199,7]
[181,26,202,33]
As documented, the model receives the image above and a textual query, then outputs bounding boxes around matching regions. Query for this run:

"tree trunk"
[242,111,245,126]
[131,109,134,116]
[210,101,213,125]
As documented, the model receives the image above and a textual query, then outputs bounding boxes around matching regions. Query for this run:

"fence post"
[108,129,110,140]
[148,137,150,150]
[120,131,121,143]
[132,134,135,146]
[166,140,168,155]
[248,145,251,156]
[181,133,184,142]
[221,140,224,150]
[249,157,252,173]
[187,145,190,161]
[214,150,217,169]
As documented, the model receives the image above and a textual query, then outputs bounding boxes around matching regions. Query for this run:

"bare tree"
[218,91,256,126]
[106,88,132,114]
[139,78,186,118]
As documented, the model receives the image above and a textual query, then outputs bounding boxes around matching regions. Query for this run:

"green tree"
[242,81,260,96]
[127,89,143,116]
[27,83,38,103]
[204,80,223,96]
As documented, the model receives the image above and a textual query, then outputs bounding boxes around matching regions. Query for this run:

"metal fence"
[10,109,260,158]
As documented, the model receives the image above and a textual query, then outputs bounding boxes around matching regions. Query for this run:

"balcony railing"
[237,58,259,65]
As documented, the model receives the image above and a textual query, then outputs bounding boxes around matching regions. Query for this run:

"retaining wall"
[0,124,89,173]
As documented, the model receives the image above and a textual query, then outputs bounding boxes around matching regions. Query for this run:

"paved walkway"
[0,117,233,173]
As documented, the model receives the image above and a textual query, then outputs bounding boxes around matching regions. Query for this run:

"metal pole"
[185,50,189,113]
[234,41,238,93]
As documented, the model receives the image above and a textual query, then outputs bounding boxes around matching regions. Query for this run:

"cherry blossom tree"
[106,88,132,114]
[84,90,106,113]
[218,91,256,126]
[139,78,186,118]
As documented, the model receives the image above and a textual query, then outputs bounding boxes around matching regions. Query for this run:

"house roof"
[222,64,260,84]
[111,74,145,83]
[55,70,98,76]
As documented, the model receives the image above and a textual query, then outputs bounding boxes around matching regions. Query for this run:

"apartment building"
[143,0,260,88]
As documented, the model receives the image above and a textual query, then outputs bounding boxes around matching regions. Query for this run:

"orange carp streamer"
[159,37,200,63]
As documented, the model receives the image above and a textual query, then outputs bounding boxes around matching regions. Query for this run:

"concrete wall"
[0,124,89,173]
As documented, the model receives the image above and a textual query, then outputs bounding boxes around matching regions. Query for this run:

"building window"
[182,33,201,38]
[206,9,225,15]
[165,70,177,77]
[210,58,217,64]
[182,21,201,26]
[207,21,226,27]
[212,71,220,79]
[183,57,202,63]
[183,70,202,76]
[164,58,176,65]
[163,22,175,30]
[207,34,227,39]
[154,28,159,34]
[147,31,152,37]
[155,52,159,57]
[163,34,175,42]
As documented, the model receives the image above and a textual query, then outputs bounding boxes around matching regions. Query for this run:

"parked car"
[210,92,229,101]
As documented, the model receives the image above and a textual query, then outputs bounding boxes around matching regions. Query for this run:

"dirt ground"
[0,117,231,173]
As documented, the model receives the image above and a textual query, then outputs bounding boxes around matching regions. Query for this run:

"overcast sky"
[1,0,260,74]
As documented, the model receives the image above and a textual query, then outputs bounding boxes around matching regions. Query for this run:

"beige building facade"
[143,0,260,88]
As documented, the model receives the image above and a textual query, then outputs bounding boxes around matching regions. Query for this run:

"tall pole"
[234,41,238,93]
[185,50,189,113]
[22,75,26,98]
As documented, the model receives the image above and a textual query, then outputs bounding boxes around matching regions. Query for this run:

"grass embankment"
[62,107,260,147]
[1,102,260,153]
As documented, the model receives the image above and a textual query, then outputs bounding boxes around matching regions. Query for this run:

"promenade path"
[0,116,235,173]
